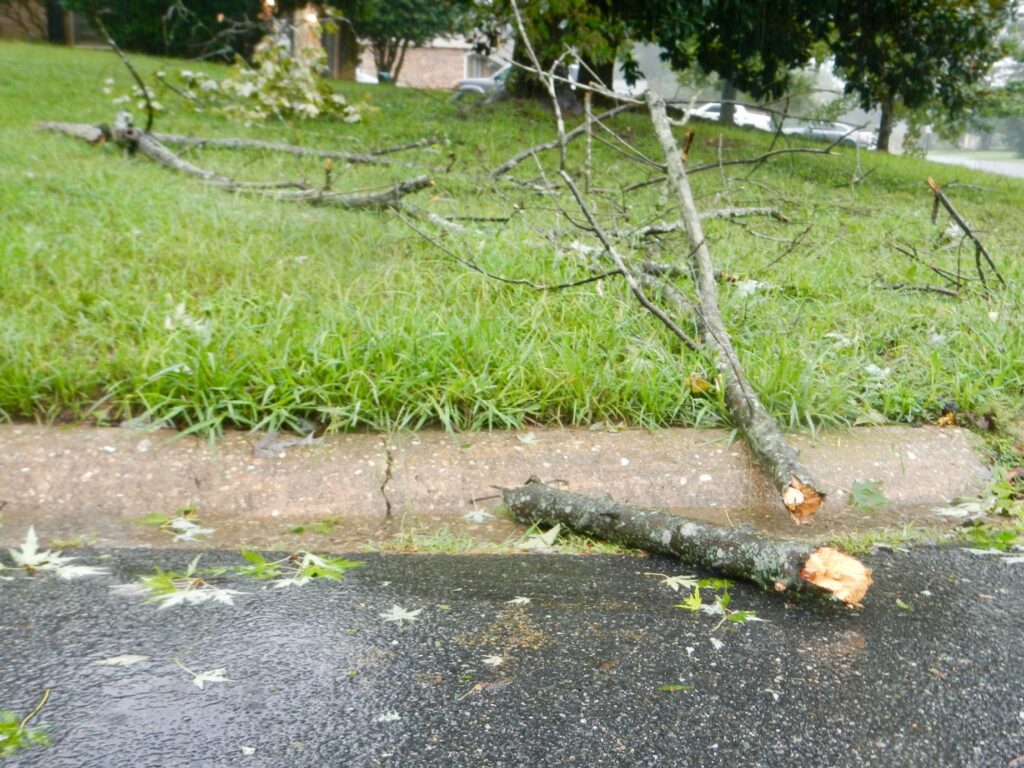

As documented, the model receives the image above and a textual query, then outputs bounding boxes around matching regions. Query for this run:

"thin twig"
[393,206,621,292]
[92,15,155,134]
[878,283,963,299]
[927,177,1004,288]
[19,689,51,731]
[560,170,700,351]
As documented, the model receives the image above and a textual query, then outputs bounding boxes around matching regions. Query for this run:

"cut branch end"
[783,477,823,525]
[799,546,873,606]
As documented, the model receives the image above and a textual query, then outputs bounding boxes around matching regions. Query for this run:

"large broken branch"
[41,115,430,210]
[645,93,825,524]
[504,481,872,605]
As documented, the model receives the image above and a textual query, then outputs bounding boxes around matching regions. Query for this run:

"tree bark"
[876,95,895,153]
[720,80,737,126]
[503,481,872,605]
[645,92,826,524]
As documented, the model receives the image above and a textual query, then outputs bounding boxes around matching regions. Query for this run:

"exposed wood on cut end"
[799,546,873,606]
[503,481,872,604]
[783,477,823,525]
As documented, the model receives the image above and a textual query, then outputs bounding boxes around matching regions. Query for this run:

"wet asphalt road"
[1,548,1023,768]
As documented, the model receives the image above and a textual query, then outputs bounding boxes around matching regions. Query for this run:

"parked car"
[689,102,774,132]
[781,120,876,148]
[454,65,512,95]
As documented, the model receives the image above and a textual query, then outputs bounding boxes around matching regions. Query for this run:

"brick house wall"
[359,45,470,90]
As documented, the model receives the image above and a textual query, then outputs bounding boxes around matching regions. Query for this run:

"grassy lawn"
[1,41,1023,437]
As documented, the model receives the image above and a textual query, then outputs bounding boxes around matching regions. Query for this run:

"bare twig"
[91,15,155,134]
[560,170,701,352]
[394,207,621,291]
[623,145,839,194]
[878,283,963,299]
[151,133,398,165]
[489,103,634,177]
[927,177,1004,288]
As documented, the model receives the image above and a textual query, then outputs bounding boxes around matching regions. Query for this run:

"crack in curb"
[379,438,395,516]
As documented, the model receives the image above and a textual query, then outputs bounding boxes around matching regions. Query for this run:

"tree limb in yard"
[645,92,826,524]
[40,115,431,210]
[504,480,872,605]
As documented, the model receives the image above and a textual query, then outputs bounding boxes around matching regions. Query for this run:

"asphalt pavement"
[2,548,1023,767]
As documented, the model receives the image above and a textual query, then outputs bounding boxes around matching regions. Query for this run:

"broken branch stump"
[504,481,872,605]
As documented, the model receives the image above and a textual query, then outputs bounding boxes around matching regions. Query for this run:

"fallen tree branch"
[646,92,825,524]
[41,115,431,210]
[490,103,634,178]
[927,177,1004,288]
[504,481,872,605]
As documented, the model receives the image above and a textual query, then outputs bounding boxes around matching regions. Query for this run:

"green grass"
[2,41,1023,435]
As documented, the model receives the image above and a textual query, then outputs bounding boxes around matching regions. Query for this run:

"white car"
[689,102,773,132]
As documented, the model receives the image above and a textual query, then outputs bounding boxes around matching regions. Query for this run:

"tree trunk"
[503,481,872,605]
[392,40,410,83]
[720,80,737,126]
[876,95,895,152]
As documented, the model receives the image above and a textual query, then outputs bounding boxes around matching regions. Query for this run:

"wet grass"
[2,41,1023,436]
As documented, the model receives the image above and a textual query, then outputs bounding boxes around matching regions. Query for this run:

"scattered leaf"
[506,596,531,605]
[482,655,504,667]
[850,480,888,512]
[895,598,912,610]
[379,605,422,626]
[375,711,401,723]
[463,510,495,524]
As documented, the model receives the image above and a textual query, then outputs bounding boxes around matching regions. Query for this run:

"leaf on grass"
[850,480,888,512]
[94,654,150,666]
[379,605,422,626]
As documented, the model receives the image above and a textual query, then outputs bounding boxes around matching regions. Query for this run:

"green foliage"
[167,36,360,122]
[829,0,1011,148]
[61,0,268,59]
[961,524,1020,551]
[0,693,51,759]
[850,480,888,513]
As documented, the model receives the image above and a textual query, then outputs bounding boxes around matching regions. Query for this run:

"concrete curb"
[0,423,990,549]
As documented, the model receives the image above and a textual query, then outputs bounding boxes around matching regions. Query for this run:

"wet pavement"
[927,153,1024,180]
[2,548,1023,767]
